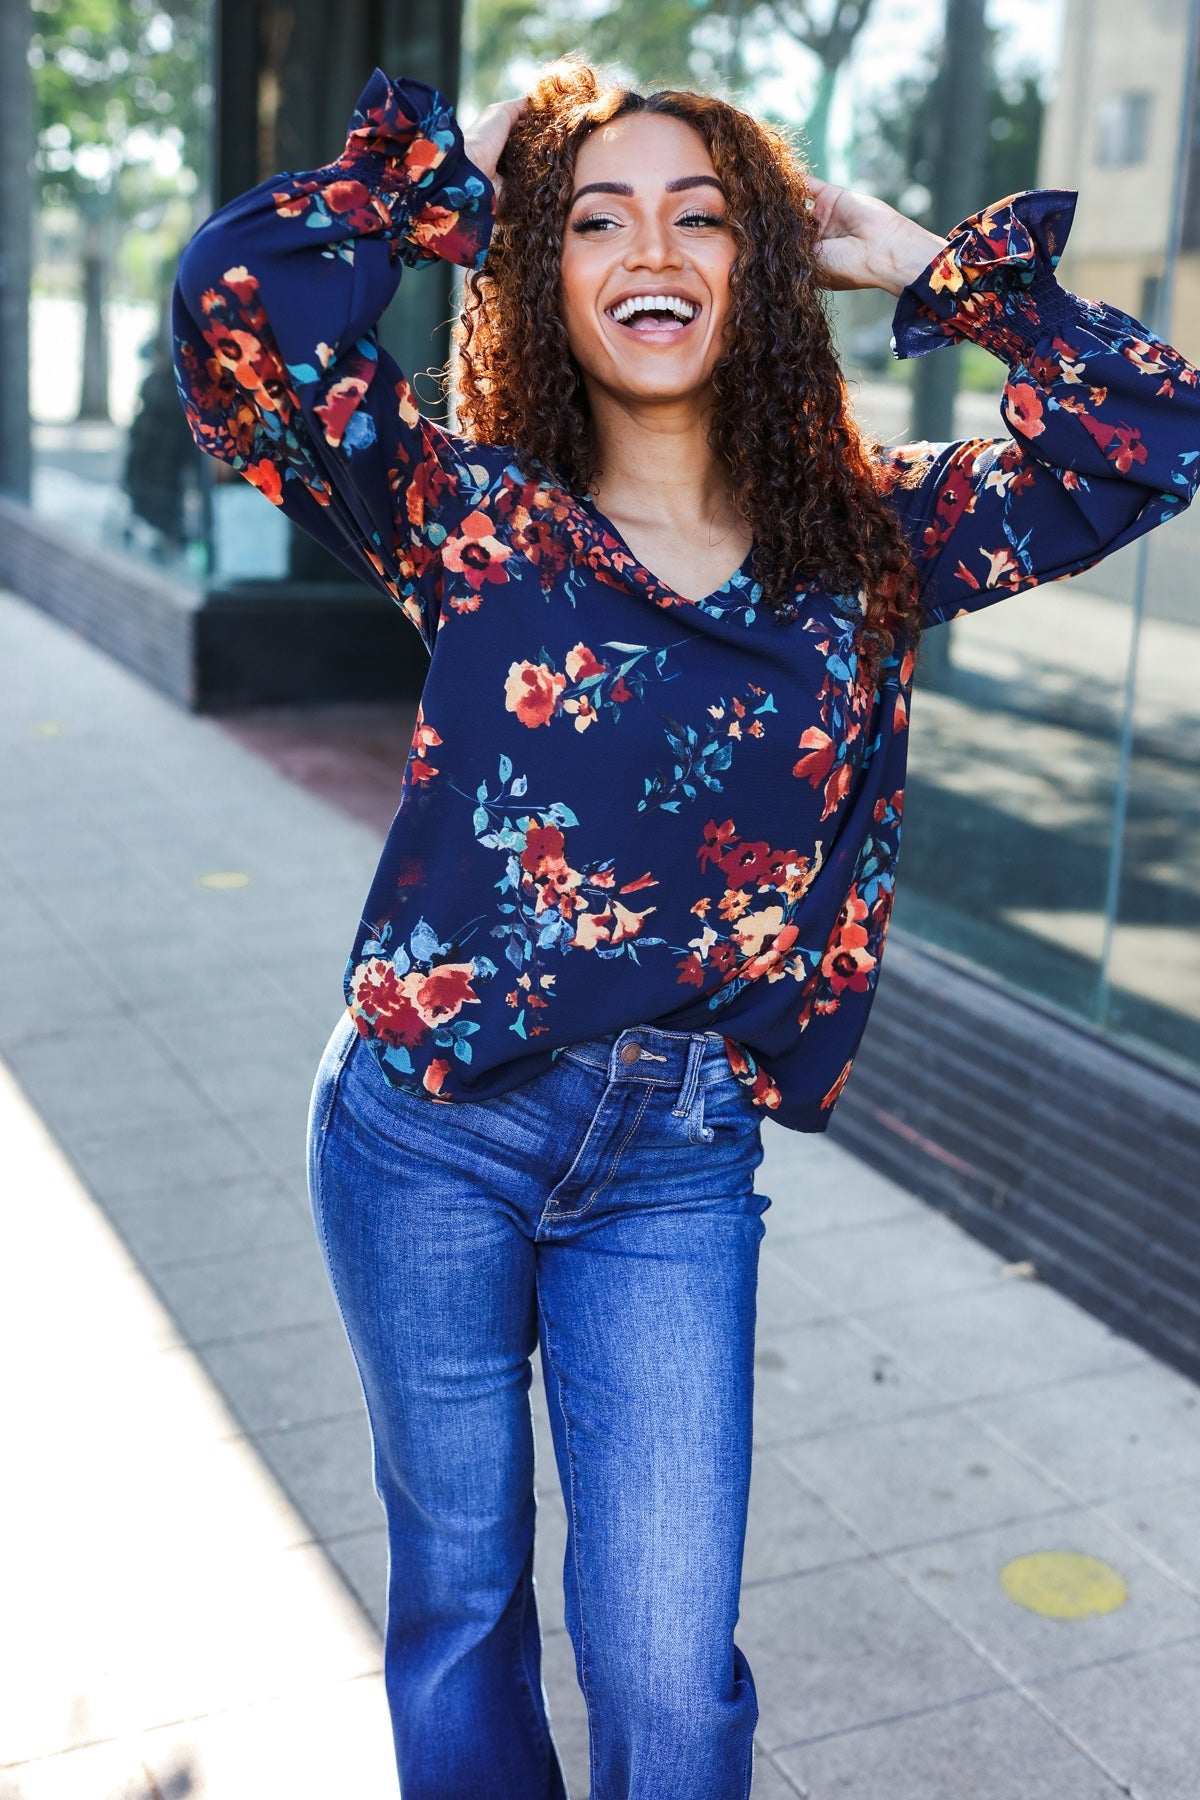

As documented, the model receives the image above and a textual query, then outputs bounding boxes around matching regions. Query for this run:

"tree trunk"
[77,218,110,423]
[911,0,989,685]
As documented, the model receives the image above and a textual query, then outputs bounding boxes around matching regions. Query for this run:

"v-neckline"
[574,493,757,611]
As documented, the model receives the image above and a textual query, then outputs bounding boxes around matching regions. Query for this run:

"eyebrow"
[570,175,727,202]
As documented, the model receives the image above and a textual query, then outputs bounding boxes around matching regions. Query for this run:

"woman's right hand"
[463,96,527,204]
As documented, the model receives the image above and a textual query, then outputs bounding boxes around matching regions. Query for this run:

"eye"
[570,213,620,234]
[678,210,726,228]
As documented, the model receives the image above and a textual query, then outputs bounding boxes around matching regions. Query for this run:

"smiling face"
[559,110,738,407]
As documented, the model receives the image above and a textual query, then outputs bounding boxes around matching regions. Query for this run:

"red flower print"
[505,660,566,728]
[717,839,776,890]
[609,677,633,704]
[443,510,512,591]
[352,961,427,1048]
[414,962,479,1026]
[698,818,737,873]
[520,822,566,875]
[313,373,371,448]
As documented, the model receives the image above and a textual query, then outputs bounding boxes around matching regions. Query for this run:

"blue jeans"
[307,1008,771,1800]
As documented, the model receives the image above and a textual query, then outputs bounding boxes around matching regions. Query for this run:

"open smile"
[603,293,702,339]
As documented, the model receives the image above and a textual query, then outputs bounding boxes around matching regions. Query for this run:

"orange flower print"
[443,510,511,594]
[422,1056,453,1097]
[243,457,283,504]
[820,1059,855,1110]
[407,704,442,785]
[505,660,567,727]
[1004,381,1045,437]
[820,888,877,996]
[564,642,607,681]
[413,962,480,1026]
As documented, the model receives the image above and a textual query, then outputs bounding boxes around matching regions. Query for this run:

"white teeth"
[608,294,699,324]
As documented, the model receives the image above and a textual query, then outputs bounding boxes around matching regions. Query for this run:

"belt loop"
[672,1034,706,1118]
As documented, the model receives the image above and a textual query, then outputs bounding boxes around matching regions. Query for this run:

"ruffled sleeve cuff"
[890,188,1082,364]
[323,67,495,273]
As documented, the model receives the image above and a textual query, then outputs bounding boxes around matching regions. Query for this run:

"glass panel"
[29,0,213,577]
[1104,28,1200,1075]
[883,0,1196,1053]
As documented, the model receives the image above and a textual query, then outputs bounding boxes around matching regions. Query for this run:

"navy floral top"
[172,69,1200,1132]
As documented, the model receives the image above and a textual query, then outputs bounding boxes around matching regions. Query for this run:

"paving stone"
[198,1316,366,1436]
[104,1172,312,1269]
[884,1508,1200,1683]
[759,1128,917,1240]
[856,1278,1148,1405]
[254,1409,383,1540]
[967,1363,1200,1502]
[749,1748,806,1798]
[777,1207,1012,1315]
[323,1525,389,1635]
[774,1687,1123,1797]
[739,1555,1001,1753]
[778,1406,1076,1555]
[1092,1479,1200,1593]
[1027,1635,1200,1800]
[743,1447,869,1586]
[540,1622,590,1798]
[752,1313,949,1449]
[150,1240,340,1347]
[7,1023,215,1140]
[756,1243,841,1332]
[64,1114,262,1199]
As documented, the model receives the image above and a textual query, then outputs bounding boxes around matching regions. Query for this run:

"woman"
[172,57,1199,1800]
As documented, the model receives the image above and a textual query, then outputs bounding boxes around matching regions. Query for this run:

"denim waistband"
[556,1023,732,1117]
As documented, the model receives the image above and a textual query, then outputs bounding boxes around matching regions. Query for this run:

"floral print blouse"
[172,69,1200,1132]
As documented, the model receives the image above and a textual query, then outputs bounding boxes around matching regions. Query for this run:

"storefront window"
[29,0,213,574]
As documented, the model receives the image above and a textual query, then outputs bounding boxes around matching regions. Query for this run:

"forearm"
[870,221,947,298]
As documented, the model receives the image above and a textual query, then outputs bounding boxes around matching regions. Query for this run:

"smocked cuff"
[332,67,495,272]
[890,188,1081,364]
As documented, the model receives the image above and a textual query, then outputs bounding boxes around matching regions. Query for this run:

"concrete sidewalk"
[2,588,1199,1799]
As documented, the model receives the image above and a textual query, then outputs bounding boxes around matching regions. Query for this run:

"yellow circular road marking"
[198,871,251,890]
[1000,1551,1128,1618]
[29,721,64,737]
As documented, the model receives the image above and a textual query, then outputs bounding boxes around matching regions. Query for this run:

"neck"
[583,381,738,540]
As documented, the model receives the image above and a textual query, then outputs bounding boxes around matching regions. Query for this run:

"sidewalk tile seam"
[761,1678,1015,1757]
[244,1407,370,1445]
[738,1500,1087,1588]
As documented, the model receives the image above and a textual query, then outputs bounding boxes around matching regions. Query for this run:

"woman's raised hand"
[464,96,528,205]
[803,172,946,298]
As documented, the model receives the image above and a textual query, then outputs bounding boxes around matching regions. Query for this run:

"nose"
[622,215,683,273]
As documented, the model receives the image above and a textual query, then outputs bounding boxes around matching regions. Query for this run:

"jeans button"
[619,1042,642,1065]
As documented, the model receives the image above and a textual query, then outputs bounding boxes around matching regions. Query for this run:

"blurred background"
[2,0,1197,1097]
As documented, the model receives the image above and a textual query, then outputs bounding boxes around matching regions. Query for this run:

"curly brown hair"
[451,57,922,679]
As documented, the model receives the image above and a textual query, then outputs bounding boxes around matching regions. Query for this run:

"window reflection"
[29,0,212,573]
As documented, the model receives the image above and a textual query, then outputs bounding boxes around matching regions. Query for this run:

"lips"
[604,291,703,337]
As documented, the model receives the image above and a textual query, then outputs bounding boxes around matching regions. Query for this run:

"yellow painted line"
[1000,1550,1128,1618]
[198,871,251,890]
[29,721,64,737]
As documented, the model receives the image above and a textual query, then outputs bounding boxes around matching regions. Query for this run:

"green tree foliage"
[464,0,878,173]
[31,0,209,217]
[849,28,1044,227]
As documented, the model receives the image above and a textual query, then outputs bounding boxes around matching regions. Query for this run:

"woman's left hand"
[804,173,946,298]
